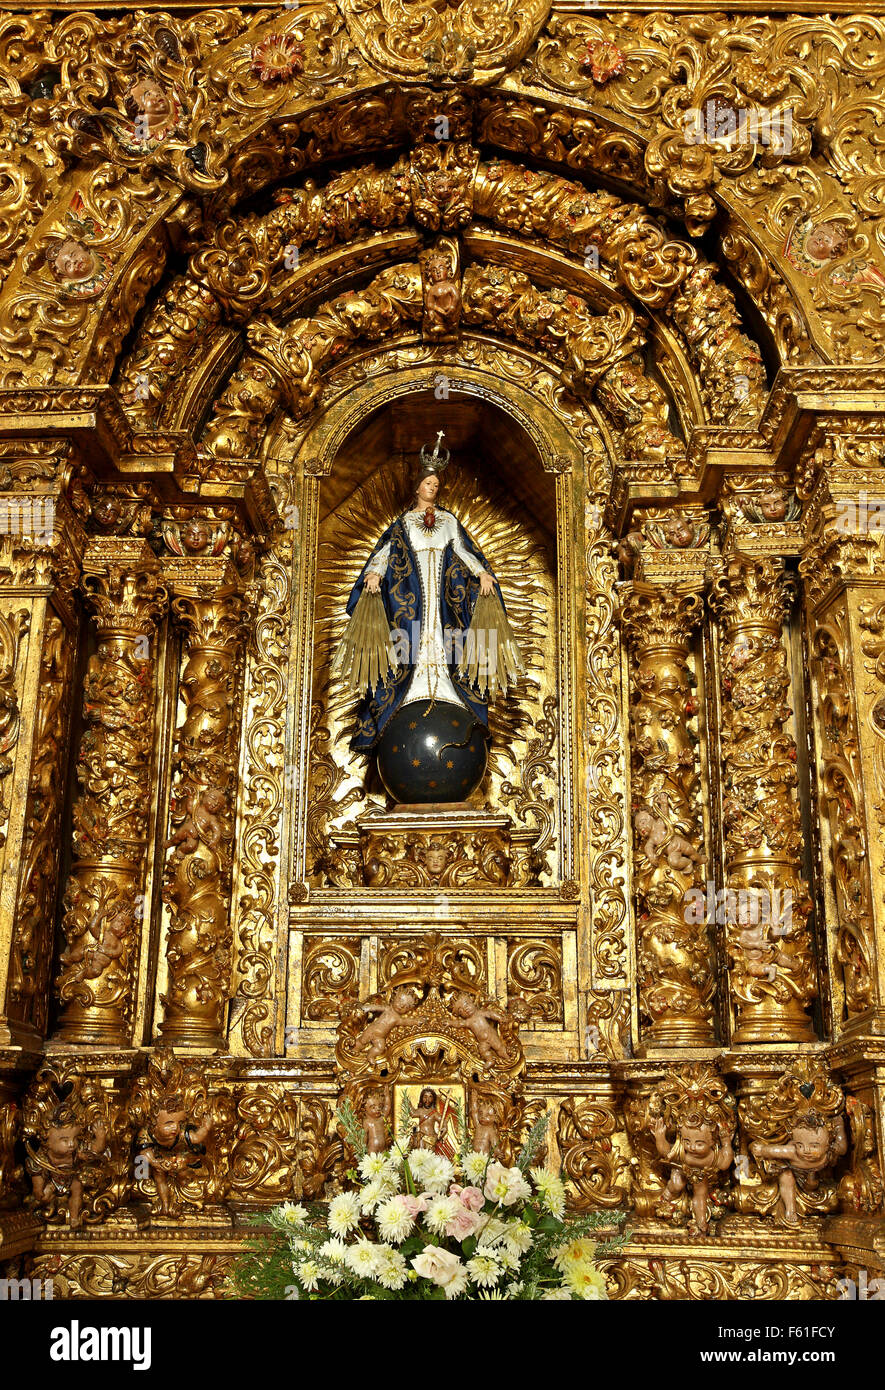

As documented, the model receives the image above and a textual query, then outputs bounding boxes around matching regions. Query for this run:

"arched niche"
[278,364,599,900]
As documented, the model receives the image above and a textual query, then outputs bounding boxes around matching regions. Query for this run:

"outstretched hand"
[478,572,494,596]
[364,572,381,594]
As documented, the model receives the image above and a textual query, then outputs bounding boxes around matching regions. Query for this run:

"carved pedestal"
[324,804,540,888]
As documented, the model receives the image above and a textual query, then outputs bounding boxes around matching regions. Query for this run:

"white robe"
[366,508,487,710]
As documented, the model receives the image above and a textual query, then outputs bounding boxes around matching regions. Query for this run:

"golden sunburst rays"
[312,454,554,798]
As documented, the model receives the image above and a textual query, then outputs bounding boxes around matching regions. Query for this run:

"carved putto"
[637,1063,736,1235]
[128,1048,221,1219]
[22,1066,118,1228]
[738,1060,850,1225]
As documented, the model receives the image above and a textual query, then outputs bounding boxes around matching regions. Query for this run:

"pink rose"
[451,1184,485,1212]
[445,1207,483,1240]
[399,1194,429,1218]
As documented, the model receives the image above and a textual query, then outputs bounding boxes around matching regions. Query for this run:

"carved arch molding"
[0,1,884,1302]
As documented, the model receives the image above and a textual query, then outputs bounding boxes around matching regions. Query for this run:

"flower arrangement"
[230,1106,623,1301]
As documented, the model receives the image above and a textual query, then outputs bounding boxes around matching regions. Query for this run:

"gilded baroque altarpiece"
[0,0,883,1300]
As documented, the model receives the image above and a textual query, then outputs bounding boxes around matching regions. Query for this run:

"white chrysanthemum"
[552,1237,595,1273]
[542,1287,573,1300]
[503,1221,533,1256]
[467,1253,503,1288]
[407,1147,434,1183]
[376,1197,415,1244]
[327,1191,361,1236]
[565,1265,608,1301]
[360,1172,398,1213]
[279,1202,309,1226]
[498,1248,521,1275]
[424,1194,461,1235]
[358,1152,390,1181]
[319,1237,348,1264]
[506,1280,524,1297]
[443,1266,470,1300]
[531,1167,566,1218]
[461,1151,489,1183]
[477,1216,509,1248]
[420,1153,456,1193]
[345,1239,381,1278]
[289,1237,311,1253]
[375,1246,408,1291]
[296,1260,321,1292]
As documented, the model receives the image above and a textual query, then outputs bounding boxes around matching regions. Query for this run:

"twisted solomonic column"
[621,581,716,1047]
[711,555,817,1044]
[53,539,167,1045]
[158,559,248,1048]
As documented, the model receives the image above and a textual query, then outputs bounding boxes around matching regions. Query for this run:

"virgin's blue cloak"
[346,511,505,752]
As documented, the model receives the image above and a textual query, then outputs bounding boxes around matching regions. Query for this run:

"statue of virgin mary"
[331,434,524,803]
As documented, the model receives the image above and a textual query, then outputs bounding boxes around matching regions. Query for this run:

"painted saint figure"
[332,433,524,802]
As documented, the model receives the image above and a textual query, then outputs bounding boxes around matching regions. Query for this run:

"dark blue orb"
[376,700,488,804]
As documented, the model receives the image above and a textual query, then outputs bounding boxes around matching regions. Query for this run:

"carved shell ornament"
[338,0,552,84]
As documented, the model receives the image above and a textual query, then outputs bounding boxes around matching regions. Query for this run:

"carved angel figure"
[353,985,420,1059]
[653,1111,733,1235]
[450,990,509,1062]
[360,1087,391,1154]
[23,1074,112,1230]
[750,1111,847,1226]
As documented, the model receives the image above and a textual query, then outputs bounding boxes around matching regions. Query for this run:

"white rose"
[411,1247,465,1288]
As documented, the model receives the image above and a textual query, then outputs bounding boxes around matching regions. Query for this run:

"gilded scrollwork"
[807,600,874,1016]
[557,1097,631,1209]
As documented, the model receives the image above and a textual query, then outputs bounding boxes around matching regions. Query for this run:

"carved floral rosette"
[335,945,528,1169]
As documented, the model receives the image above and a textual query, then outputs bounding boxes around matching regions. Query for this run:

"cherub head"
[364,1089,385,1119]
[106,903,136,935]
[45,237,97,284]
[391,986,419,1015]
[423,839,449,875]
[426,252,453,284]
[451,991,477,1020]
[758,488,789,522]
[791,1111,831,1163]
[729,634,754,668]
[200,788,227,815]
[660,515,695,548]
[46,1108,82,1161]
[152,1103,186,1146]
[679,1115,716,1163]
[125,76,176,129]
[476,1097,497,1123]
[181,518,211,553]
[804,220,849,262]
